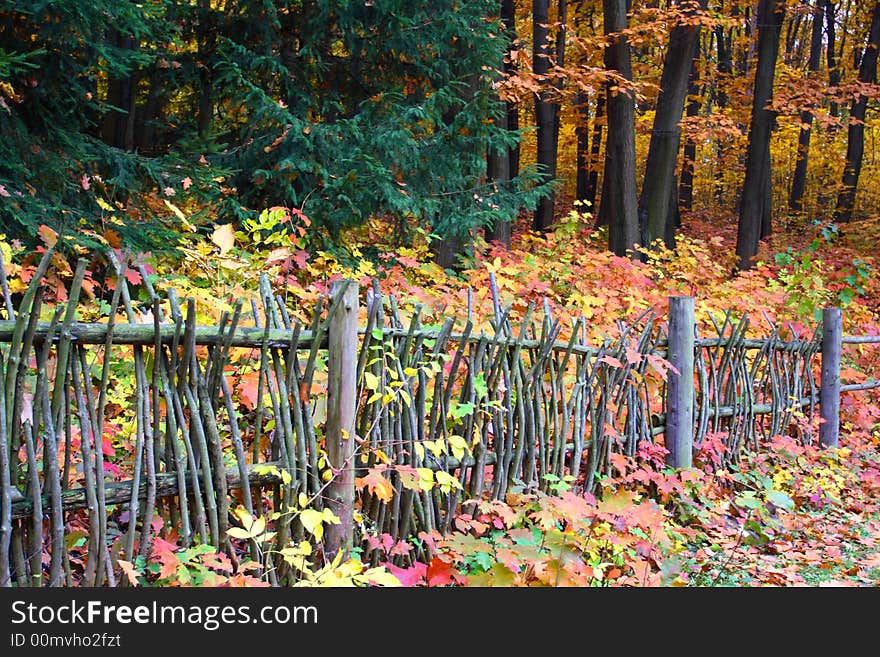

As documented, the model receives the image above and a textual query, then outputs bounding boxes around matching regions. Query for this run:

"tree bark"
[679,49,701,212]
[834,2,880,223]
[533,0,557,232]
[197,0,215,138]
[486,0,518,248]
[601,0,639,256]
[638,0,707,248]
[789,0,824,212]
[736,0,784,270]
[825,0,841,120]
[587,90,605,212]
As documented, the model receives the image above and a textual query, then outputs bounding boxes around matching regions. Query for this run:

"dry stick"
[69,352,101,586]
[258,281,296,569]
[183,299,219,546]
[5,251,53,431]
[0,353,12,587]
[251,298,271,463]
[34,307,64,586]
[166,290,204,545]
[73,346,108,584]
[12,288,43,586]
[0,255,15,320]
[195,359,230,554]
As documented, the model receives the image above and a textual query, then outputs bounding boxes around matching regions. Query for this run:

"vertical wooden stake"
[819,307,842,448]
[665,296,695,469]
[324,280,358,561]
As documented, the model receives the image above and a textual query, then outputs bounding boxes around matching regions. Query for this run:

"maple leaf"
[201,551,233,573]
[155,548,180,581]
[387,563,427,587]
[181,176,192,190]
[117,560,140,586]
[355,467,394,503]
[426,556,466,587]
[234,371,261,411]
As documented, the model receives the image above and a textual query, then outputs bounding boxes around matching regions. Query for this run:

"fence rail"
[0,250,878,587]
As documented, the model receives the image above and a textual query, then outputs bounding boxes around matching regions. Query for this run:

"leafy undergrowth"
[387,410,880,587]
[3,205,880,587]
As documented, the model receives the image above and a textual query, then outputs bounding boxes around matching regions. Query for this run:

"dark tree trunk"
[601,0,639,256]
[736,0,784,270]
[638,0,707,248]
[533,0,556,232]
[679,49,701,212]
[197,0,215,138]
[486,110,512,248]
[587,90,605,212]
[552,0,568,164]
[825,0,841,119]
[789,0,824,211]
[714,25,733,204]
[834,2,880,223]
[101,33,137,151]
[138,65,163,154]
[503,0,520,178]
[575,90,591,202]
[486,0,518,248]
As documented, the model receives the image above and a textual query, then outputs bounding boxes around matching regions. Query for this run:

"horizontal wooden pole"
[0,321,322,350]
[0,321,831,359]
[841,335,880,344]
[841,380,880,393]
[11,461,288,520]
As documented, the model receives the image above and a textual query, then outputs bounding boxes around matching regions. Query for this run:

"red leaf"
[386,563,427,587]
[427,557,465,586]
[601,355,623,368]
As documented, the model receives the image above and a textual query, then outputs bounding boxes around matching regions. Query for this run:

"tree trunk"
[533,0,556,232]
[679,50,701,212]
[601,0,639,256]
[503,0,520,178]
[834,2,880,223]
[825,0,840,119]
[197,0,215,138]
[552,0,568,167]
[587,90,605,212]
[714,25,733,204]
[736,0,784,271]
[486,0,517,248]
[486,111,512,247]
[789,0,824,212]
[638,0,706,248]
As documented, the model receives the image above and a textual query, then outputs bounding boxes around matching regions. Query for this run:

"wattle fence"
[1,251,878,587]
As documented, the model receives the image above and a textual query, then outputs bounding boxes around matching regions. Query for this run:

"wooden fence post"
[665,296,695,469]
[324,280,359,561]
[819,307,842,448]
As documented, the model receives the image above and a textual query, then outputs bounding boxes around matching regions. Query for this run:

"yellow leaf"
[364,371,379,391]
[38,224,57,249]
[435,471,462,494]
[164,200,196,232]
[228,527,255,540]
[449,435,469,461]
[300,508,325,541]
[417,468,434,490]
[361,567,402,587]
[211,223,235,255]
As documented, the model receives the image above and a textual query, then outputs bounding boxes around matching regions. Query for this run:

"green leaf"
[765,490,795,512]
